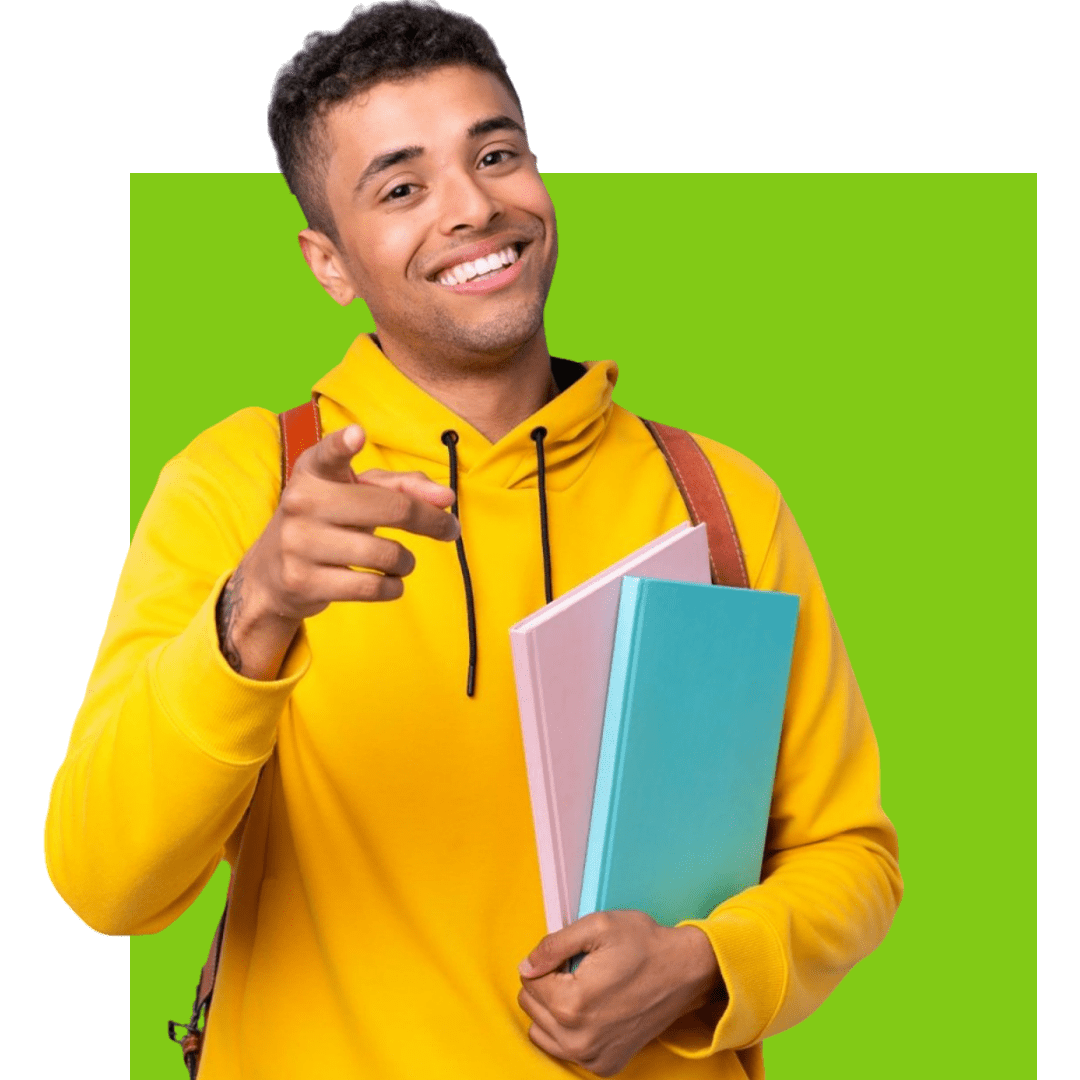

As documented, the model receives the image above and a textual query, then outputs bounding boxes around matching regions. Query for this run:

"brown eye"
[386,183,414,201]
[480,150,512,168]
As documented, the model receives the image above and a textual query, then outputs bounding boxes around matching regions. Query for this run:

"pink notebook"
[510,522,712,932]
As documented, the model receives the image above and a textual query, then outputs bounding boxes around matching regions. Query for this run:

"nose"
[437,167,501,234]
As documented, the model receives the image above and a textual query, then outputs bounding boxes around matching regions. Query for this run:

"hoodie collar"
[313,334,618,491]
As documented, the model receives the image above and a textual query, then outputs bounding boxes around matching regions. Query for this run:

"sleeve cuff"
[150,571,311,765]
[660,905,788,1058]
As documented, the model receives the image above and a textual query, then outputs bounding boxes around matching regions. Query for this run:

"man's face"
[310,64,558,365]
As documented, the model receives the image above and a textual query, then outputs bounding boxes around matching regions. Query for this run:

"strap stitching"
[659,432,719,583]
[689,432,749,586]
[280,410,294,486]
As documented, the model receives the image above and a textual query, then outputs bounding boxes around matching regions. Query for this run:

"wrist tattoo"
[215,568,245,673]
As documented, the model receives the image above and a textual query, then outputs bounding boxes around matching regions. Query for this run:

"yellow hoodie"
[46,334,901,1080]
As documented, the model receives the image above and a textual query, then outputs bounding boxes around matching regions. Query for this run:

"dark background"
[4,4,1058,1075]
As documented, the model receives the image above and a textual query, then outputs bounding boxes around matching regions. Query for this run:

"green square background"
[130,173,1033,1077]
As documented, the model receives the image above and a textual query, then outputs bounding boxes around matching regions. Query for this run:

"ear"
[298,229,361,306]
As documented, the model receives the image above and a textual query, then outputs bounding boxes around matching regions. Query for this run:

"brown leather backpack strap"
[278,396,322,487]
[640,418,750,589]
[196,909,227,1016]
[167,903,226,1076]
[169,754,275,1077]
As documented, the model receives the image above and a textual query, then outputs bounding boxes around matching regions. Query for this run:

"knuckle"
[565,1032,596,1061]
[380,490,413,528]
[278,487,300,515]
[550,1003,574,1027]
[277,517,309,554]
[279,485,312,518]
[590,911,614,935]
[279,560,308,594]
[551,996,582,1029]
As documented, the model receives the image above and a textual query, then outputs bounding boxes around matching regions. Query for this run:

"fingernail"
[518,958,534,977]
[343,425,362,451]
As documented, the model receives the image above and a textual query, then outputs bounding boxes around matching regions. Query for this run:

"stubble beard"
[423,290,548,368]
[371,266,555,379]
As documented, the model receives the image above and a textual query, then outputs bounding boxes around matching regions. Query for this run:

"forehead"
[321,65,524,175]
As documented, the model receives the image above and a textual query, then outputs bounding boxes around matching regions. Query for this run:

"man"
[46,3,901,1077]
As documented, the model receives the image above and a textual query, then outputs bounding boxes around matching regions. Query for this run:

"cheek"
[345,222,424,295]
[496,169,556,232]
[522,178,557,231]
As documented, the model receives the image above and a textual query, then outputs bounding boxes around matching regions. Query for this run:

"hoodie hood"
[312,333,619,491]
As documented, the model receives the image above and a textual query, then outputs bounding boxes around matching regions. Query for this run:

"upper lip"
[424,236,528,281]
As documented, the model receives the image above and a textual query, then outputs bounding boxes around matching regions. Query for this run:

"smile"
[435,243,522,287]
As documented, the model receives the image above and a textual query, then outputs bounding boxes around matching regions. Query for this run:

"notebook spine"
[577,576,644,919]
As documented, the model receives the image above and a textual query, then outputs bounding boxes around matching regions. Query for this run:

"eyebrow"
[355,145,423,192]
[467,114,526,139]
[354,116,526,193]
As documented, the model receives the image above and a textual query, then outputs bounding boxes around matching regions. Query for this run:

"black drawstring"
[440,427,554,698]
[441,430,478,697]
[531,427,554,605]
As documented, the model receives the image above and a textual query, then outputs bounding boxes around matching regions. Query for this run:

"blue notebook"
[577,576,799,927]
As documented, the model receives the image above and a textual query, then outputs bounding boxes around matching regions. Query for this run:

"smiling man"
[45,4,901,1079]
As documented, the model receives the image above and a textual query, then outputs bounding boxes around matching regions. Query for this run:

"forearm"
[46,575,307,934]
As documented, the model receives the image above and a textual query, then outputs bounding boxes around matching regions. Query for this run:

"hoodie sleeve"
[659,487,903,1057]
[45,408,310,936]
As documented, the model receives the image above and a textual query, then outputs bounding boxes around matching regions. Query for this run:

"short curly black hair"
[268,1,521,242]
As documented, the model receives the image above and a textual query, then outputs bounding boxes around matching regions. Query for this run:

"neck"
[372,327,557,443]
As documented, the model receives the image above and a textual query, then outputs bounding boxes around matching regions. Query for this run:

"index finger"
[331,481,461,543]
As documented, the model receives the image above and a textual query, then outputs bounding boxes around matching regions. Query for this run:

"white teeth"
[438,245,519,286]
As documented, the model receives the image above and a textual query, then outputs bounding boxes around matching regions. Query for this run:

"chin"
[423,297,547,363]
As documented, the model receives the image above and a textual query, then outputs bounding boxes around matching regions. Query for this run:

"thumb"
[519,915,607,979]
[301,423,365,483]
